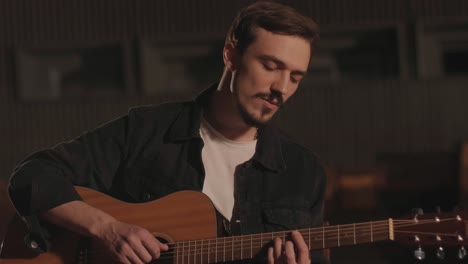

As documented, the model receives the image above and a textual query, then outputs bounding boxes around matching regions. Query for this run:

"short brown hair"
[226,1,319,54]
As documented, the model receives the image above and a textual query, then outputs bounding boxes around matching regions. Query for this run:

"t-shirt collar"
[165,83,286,172]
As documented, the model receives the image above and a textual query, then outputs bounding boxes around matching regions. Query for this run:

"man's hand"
[95,220,169,264]
[42,200,168,264]
[267,231,311,264]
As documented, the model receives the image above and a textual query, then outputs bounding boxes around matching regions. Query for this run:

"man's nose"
[271,72,289,94]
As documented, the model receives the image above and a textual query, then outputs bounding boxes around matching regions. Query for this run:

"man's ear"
[223,41,239,72]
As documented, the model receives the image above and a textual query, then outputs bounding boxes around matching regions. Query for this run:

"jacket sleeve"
[8,113,129,217]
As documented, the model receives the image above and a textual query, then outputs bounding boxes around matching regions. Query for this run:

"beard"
[235,92,283,127]
[230,71,284,127]
[237,99,269,127]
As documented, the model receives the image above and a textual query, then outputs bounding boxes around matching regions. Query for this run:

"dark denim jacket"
[9,86,327,262]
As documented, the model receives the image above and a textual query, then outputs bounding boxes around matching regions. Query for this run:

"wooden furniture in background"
[337,169,386,210]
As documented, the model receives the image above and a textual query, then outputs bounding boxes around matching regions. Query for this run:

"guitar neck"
[306,219,394,250]
[172,219,394,262]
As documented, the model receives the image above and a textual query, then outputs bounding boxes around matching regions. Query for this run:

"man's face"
[231,27,311,126]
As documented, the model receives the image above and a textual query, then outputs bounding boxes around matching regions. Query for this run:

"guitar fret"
[360,224,368,244]
[183,241,186,264]
[261,233,264,256]
[240,235,243,260]
[322,225,325,248]
[250,234,253,259]
[370,221,373,242]
[353,223,356,244]
[231,237,234,261]
[176,242,179,264]
[337,225,340,247]
[342,225,356,245]
[223,237,226,262]
[200,240,203,264]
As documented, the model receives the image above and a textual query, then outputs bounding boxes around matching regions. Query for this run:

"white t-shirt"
[200,117,257,220]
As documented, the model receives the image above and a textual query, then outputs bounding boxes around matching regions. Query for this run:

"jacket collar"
[165,84,286,172]
[164,85,212,142]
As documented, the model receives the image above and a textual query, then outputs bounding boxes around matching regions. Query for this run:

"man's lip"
[262,97,280,108]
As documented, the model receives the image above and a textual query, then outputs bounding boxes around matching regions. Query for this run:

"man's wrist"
[88,212,117,239]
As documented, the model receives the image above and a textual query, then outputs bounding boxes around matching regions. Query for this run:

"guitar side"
[0,187,218,264]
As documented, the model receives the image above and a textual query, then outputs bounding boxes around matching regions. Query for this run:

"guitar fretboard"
[170,219,393,263]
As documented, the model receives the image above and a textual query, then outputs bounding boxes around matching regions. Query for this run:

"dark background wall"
[1,1,468,263]
[2,0,467,175]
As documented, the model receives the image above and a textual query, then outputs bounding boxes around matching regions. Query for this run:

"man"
[8,1,326,263]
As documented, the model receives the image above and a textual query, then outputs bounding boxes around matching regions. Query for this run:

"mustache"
[255,92,284,107]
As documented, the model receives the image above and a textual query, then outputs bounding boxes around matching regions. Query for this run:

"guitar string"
[167,218,449,249]
[84,222,449,261]
[160,218,459,260]
[83,225,392,260]
[82,219,454,260]
[86,231,392,262]
[394,230,461,236]
[158,224,455,261]
[159,235,395,262]
[85,217,445,254]
[165,232,390,258]
[158,220,439,259]
[82,219,453,259]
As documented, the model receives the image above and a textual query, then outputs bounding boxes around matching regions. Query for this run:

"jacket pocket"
[262,205,314,232]
[123,174,175,202]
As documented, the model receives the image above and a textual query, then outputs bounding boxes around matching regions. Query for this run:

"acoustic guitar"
[1,186,467,263]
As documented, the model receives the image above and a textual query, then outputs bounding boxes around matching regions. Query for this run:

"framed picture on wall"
[139,35,224,98]
[15,41,137,101]
[415,18,468,79]
[306,23,406,83]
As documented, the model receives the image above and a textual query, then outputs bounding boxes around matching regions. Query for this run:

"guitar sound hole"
[151,237,173,264]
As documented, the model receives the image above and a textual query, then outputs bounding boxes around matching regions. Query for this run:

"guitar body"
[0,187,218,264]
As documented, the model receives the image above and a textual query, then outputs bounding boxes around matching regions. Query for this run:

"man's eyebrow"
[258,55,307,76]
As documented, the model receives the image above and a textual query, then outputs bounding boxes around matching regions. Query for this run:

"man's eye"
[263,64,275,71]
[290,75,300,83]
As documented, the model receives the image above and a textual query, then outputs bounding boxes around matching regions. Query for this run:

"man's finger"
[291,231,311,263]
[157,240,169,251]
[122,243,144,264]
[127,235,153,263]
[268,247,275,264]
[274,237,283,260]
[138,228,169,260]
[141,240,161,261]
[284,240,296,263]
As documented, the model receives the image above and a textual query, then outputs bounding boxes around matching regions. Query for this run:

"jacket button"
[143,192,152,201]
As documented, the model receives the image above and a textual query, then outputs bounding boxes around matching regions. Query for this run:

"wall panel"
[1,0,468,181]
[277,78,468,169]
